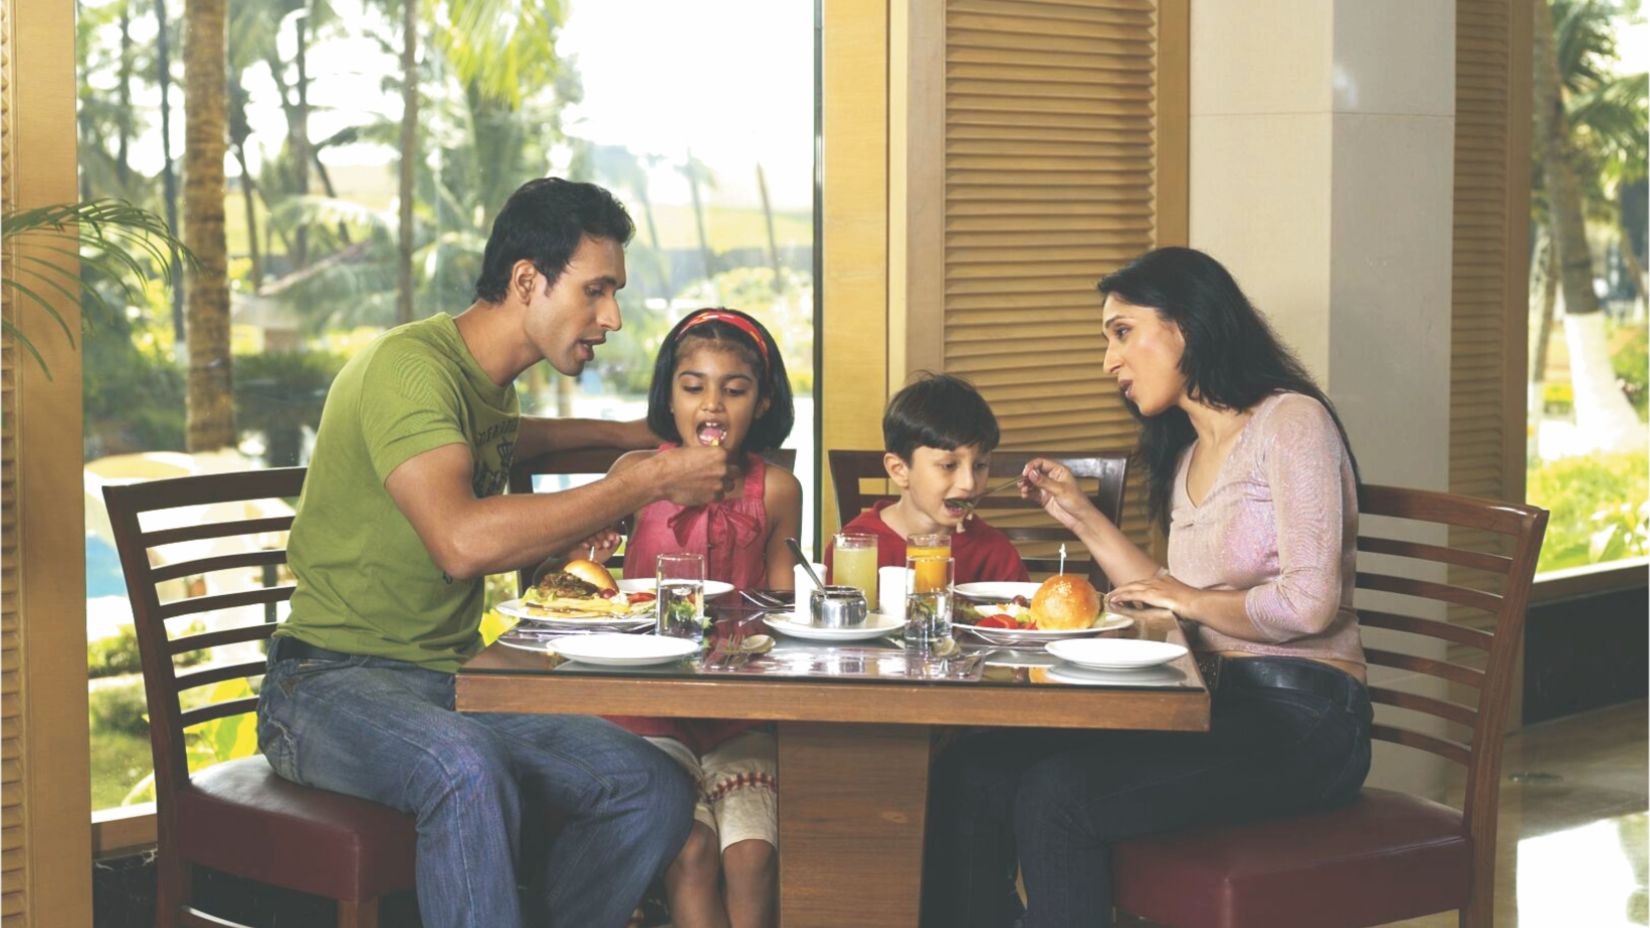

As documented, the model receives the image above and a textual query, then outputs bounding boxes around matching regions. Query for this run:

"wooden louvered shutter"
[940,0,1185,549]
[1449,0,1531,695]
[2,0,94,919]
[2,2,26,917]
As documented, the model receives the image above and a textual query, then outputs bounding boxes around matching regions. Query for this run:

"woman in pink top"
[922,248,1374,928]
[606,308,800,928]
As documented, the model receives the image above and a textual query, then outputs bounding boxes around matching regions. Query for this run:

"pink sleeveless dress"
[610,446,772,754]
[622,446,770,590]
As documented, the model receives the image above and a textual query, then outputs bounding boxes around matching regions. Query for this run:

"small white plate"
[617,578,735,599]
[763,613,905,642]
[956,613,1133,645]
[952,581,1042,602]
[550,633,700,667]
[1044,664,1191,687]
[1045,638,1188,670]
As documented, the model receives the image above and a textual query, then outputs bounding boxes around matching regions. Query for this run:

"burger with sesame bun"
[1028,574,1102,631]
[523,559,654,617]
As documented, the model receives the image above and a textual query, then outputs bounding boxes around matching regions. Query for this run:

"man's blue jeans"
[256,648,695,928]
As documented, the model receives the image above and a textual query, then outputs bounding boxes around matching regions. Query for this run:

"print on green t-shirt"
[280,314,519,672]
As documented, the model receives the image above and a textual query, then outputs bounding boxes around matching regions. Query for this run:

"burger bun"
[1029,575,1100,631]
[562,558,617,592]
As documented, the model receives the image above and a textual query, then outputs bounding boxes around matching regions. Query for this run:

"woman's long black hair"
[1098,247,1360,532]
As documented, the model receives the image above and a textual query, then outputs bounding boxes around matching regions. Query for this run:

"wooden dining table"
[457,602,1208,927]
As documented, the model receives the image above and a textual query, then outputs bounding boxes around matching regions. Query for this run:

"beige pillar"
[1188,0,1457,797]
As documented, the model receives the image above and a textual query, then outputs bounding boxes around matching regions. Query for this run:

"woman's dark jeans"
[921,657,1373,928]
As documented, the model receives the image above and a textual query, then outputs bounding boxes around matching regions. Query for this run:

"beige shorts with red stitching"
[646,730,778,853]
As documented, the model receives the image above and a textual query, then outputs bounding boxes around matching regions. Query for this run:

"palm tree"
[183,0,235,451]
[1531,0,1646,452]
[156,0,186,342]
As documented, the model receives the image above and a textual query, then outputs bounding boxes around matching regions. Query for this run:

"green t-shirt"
[281,314,518,672]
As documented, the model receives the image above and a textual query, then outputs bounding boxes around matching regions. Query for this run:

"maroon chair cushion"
[174,755,417,902]
[1112,788,1472,928]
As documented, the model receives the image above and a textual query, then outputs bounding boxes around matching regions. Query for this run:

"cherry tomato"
[977,614,1016,629]
[628,591,657,604]
[597,588,619,599]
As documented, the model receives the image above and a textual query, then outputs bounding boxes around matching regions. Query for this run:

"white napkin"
[793,562,828,602]
[879,565,909,621]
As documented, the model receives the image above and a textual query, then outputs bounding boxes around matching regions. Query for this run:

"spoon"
[787,538,823,588]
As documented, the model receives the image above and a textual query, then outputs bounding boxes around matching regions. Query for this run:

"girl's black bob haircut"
[883,372,1000,461]
[645,307,795,454]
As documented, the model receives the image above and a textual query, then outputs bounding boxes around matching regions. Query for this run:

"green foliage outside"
[88,675,263,809]
[88,622,206,679]
[1527,450,1650,572]
[1609,322,1647,420]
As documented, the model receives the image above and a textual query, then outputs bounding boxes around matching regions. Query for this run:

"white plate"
[952,581,1042,602]
[1044,664,1191,687]
[763,613,905,642]
[496,598,653,627]
[549,633,700,667]
[956,613,1133,645]
[617,578,735,599]
[1045,638,1188,670]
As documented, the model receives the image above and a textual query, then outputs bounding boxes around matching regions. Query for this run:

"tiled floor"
[1389,699,1648,927]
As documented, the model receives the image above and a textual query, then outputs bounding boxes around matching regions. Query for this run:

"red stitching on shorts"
[706,771,777,803]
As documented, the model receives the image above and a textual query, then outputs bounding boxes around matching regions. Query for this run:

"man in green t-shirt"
[256,178,737,928]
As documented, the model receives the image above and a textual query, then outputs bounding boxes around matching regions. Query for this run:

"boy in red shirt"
[826,373,1030,583]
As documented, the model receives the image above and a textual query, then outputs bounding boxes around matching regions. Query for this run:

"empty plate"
[763,613,904,642]
[550,633,700,667]
[1044,638,1188,671]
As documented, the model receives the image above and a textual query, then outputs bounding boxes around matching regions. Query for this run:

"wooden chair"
[509,446,798,592]
[104,468,416,928]
[826,449,1129,589]
[1111,484,1548,928]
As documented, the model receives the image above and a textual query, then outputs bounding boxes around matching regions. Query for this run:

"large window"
[1524,3,1647,577]
[78,0,817,813]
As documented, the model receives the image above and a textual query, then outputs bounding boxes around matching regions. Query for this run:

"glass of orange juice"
[907,532,951,592]
[832,533,880,610]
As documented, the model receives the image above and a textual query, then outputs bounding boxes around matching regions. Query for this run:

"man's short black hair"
[883,372,1001,460]
[473,177,635,303]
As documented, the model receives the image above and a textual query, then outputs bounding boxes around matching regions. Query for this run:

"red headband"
[676,310,771,367]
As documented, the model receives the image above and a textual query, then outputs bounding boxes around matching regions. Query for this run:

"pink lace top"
[622,445,771,590]
[1166,392,1364,666]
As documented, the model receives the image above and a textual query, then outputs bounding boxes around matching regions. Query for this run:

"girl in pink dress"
[606,307,799,928]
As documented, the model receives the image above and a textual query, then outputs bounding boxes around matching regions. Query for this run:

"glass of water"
[656,553,707,642]
[903,554,954,656]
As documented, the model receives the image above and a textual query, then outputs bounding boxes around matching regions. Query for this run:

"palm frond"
[2,198,194,379]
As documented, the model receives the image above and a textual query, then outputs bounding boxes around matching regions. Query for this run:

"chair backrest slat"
[828,449,1129,589]
[507,447,798,592]
[151,548,288,584]
[1362,647,1485,688]
[1355,571,1503,614]
[1369,722,1472,767]
[104,467,307,802]
[175,660,269,694]
[142,516,295,548]
[170,624,277,656]
[157,586,295,621]
[1366,685,1479,728]
[179,697,260,730]
[1356,535,1513,573]
[1357,609,1494,650]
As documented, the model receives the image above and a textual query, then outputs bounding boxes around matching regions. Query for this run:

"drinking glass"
[904,554,954,656]
[832,533,880,610]
[656,553,706,642]
[906,532,952,593]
